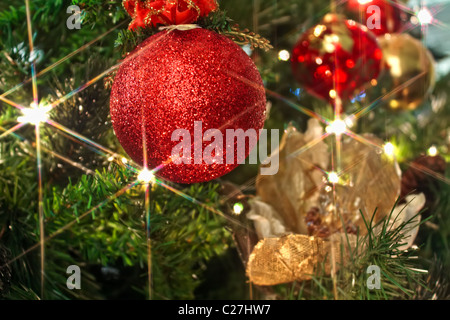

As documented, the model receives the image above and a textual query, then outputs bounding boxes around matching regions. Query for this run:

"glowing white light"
[138,168,155,183]
[384,142,395,157]
[17,103,50,125]
[329,89,337,99]
[344,115,356,129]
[278,50,290,61]
[314,25,326,37]
[108,156,114,162]
[417,8,433,25]
[427,145,438,157]
[326,119,347,135]
[328,172,339,184]
[358,0,373,4]
[233,203,244,215]
[121,157,128,164]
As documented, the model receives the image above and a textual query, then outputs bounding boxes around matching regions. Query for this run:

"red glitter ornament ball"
[291,14,382,108]
[110,28,267,184]
[346,0,406,36]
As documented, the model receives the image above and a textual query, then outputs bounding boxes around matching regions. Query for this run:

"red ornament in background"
[346,0,406,36]
[110,28,267,184]
[123,0,218,30]
[291,14,382,109]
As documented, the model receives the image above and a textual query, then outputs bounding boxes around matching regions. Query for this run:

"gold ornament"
[377,33,436,111]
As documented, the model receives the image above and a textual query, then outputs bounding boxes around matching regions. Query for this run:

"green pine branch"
[269,200,432,300]
[0,147,233,299]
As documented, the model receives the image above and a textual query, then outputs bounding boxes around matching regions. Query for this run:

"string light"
[383,142,395,157]
[17,103,50,125]
[329,89,337,99]
[328,172,339,184]
[278,50,290,61]
[417,8,433,25]
[427,145,438,157]
[313,24,326,37]
[138,168,155,183]
[326,119,347,135]
[233,202,244,215]
[344,115,356,129]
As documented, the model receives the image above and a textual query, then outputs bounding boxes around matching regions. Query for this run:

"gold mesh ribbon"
[247,234,356,286]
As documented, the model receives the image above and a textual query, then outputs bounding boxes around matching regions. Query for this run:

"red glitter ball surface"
[291,14,382,106]
[346,0,406,36]
[110,28,267,184]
